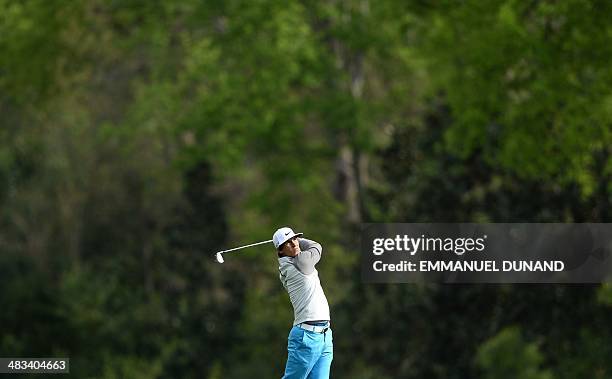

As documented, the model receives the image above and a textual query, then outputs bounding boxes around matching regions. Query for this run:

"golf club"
[214,239,273,263]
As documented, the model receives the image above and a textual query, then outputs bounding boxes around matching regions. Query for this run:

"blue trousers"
[282,325,333,379]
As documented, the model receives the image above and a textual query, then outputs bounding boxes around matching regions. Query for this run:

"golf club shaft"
[218,239,272,254]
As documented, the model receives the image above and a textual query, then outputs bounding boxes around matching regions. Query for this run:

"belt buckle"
[300,322,328,333]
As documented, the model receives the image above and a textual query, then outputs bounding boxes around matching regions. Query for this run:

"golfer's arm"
[296,238,322,275]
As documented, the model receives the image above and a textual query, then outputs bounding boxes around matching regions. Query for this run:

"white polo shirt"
[278,238,330,325]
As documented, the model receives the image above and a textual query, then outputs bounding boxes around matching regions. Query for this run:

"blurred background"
[2,0,612,378]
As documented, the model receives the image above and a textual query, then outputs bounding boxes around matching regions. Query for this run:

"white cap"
[273,227,303,249]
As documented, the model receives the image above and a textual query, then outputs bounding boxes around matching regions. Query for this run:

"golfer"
[274,227,333,379]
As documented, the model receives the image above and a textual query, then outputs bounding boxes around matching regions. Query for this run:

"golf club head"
[215,252,224,264]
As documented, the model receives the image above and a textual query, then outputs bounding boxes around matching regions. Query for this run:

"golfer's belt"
[297,322,329,333]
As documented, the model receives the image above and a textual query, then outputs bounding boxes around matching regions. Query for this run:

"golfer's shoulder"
[279,256,297,270]
[278,256,292,265]
[300,238,323,252]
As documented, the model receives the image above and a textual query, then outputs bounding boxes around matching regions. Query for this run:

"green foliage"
[2,0,612,378]
[58,266,177,378]
[597,282,612,306]
[0,0,73,104]
[476,326,552,379]
[419,1,612,195]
